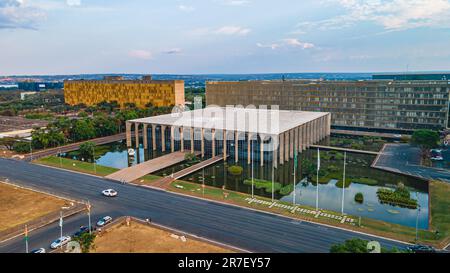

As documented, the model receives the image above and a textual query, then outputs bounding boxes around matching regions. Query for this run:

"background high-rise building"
[64,76,185,109]
[206,77,450,133]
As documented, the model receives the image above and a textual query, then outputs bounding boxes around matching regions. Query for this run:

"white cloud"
[283,38,314,49]
[66,0,81,6]
[0,0,46,29]
[128,49,153,60]
[178,4,194,12]
[163,48,182,54]
[214,26,250,35]
[256,42,280,50]
[220,0,250,6]
[257,38,314,50]
[297,0,450,32]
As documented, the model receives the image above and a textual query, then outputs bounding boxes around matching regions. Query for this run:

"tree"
[79,141,96,162]
[410,130,440,160]
[93,114,118,137]
[74,233,96,253]
[72,119,96,141]
[330,238,405,253]
[13,141,31,154]
[0,137,18,150]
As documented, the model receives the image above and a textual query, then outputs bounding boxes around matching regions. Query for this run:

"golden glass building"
[64,76,185,109]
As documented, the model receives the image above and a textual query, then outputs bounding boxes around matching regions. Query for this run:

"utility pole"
[87,201,92,234]
[59,149,63,168]
[93,146,97,174]
[24,225,29,253]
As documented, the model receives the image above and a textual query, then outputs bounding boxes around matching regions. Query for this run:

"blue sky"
[1,0,450,75]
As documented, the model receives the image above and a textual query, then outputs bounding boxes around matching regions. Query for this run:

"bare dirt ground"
[92,220,234,253]
[0,182,68,231]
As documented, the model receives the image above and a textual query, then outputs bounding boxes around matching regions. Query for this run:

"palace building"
[125,107,331,166]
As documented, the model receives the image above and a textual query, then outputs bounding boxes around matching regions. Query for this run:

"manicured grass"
[352,177,378,186]
[429,180,450,246]
[243,178,282,193]
[34,156,118,177]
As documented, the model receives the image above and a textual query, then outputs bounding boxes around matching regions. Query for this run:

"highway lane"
[0,158,410,253]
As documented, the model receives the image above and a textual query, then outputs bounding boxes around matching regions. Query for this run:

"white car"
[30,248,46,253]
[96,216,113,227]
[102,189,117,197]
[50,236,71,249]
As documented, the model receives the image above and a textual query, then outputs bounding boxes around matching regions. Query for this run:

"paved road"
[0,158,409,253]
[373,144,450,182]
[24,133,126,161]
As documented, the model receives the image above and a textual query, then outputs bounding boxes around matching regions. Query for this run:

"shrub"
[352,177,378,186]
[335,179,351,188]
[13,141,31,154]
[354,192,364,203]
[279,184,295,195]
[228,165,243,176]
[243,179,282,193]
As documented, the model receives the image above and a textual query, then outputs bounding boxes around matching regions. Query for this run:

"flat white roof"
[131,107,328,135]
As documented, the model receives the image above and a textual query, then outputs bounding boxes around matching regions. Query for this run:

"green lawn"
[429,180,450,246]
[34,156,118,177]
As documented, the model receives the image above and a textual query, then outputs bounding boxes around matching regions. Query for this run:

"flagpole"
[251,137,254,199]
[271,158,274,202]
[341,152,346,215]
[293,148,297,206]
[316,148,320,212]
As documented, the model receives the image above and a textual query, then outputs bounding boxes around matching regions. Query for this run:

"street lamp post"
[93,146,96,174]
[87,201,92,234]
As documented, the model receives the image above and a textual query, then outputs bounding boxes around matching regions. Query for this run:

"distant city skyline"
[1,0,450,76]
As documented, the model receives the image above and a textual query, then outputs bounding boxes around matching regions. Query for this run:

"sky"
[1,0,450,75]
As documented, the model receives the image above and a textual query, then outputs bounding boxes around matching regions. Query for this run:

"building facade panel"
[206,80,450,132]
[64,78,185,109]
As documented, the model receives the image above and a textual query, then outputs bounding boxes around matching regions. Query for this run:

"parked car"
[102,189,118,197]
[406,244,436,253]
[30,248,46,253]
[96,216,113,227]
[73,226,95,237]
[50,236,71,249]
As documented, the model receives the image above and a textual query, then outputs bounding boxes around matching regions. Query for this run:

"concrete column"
[201,128,205,158]
[126,121,132,147]
[134,123,140,149]
[223,130,227,160]
[170,126,175,152]
[190,127,194,153]
[295,127,299,153]
[151,124,156,151]
[211,129,216,157]
[306,122,311,148]
[284,131,289,162]
[161,125,166,152]
[279,132,284,165]
[302,125,306,151]
[289,129,294,159]
[235,131,239,163]
[247,133,252,164]
[260,134,264,166]
[143,124,148,150]
[298,126,303,152]
[180,127,184,152]
[327,113,331,136]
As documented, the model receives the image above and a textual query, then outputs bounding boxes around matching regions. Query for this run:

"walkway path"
[310,145,380,155]
[151,155,225,189]
[106,151,193,183]
[24,133,126,161]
